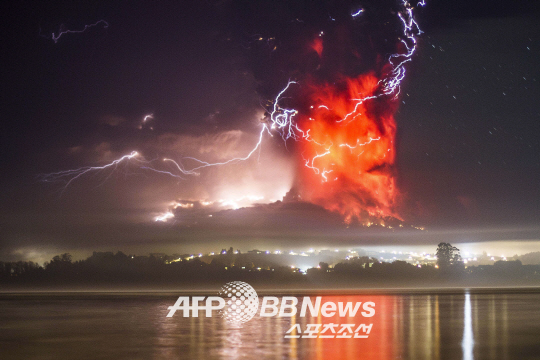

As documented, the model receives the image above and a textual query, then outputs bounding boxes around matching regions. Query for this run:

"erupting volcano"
[295,72,401,223]
[40,0,425,226]
[252,1,426,225]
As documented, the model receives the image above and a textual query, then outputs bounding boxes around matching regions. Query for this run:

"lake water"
[1,289,539,359]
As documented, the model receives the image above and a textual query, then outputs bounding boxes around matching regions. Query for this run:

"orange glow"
[309,295,395,360]
[297,72,401,223]
[310,37,323,57]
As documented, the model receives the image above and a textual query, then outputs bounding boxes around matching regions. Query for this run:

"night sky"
[1,0,539,262]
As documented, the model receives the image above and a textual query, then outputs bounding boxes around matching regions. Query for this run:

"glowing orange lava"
[296,72,401,223]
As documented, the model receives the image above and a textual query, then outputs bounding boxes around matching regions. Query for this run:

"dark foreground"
[1,288,539,359]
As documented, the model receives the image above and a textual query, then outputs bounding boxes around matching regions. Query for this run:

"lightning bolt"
[38,151,141,192]
[42,1,427,224]
[265,0,426,179]
[42,20,109,44]
[351,8,365,17]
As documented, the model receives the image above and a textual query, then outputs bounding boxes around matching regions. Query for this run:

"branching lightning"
[39,151,140,192]
[242,0,425,181]
[43,20,109,44]
[42,1,426,223]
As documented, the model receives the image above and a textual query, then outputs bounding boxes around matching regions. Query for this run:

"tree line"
[1,243,539,288]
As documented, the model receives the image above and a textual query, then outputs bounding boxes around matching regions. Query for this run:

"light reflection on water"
[0,290,540,359]
[462,292,474,360]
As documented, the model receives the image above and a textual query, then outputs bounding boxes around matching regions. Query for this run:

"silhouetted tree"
[436,243,462,269]
[46,253,73,274]
[319,262,329,272]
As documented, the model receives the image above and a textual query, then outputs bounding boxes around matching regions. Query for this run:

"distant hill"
[518,252,540,265]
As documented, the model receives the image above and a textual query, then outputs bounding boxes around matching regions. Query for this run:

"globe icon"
[218,281,259,323]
